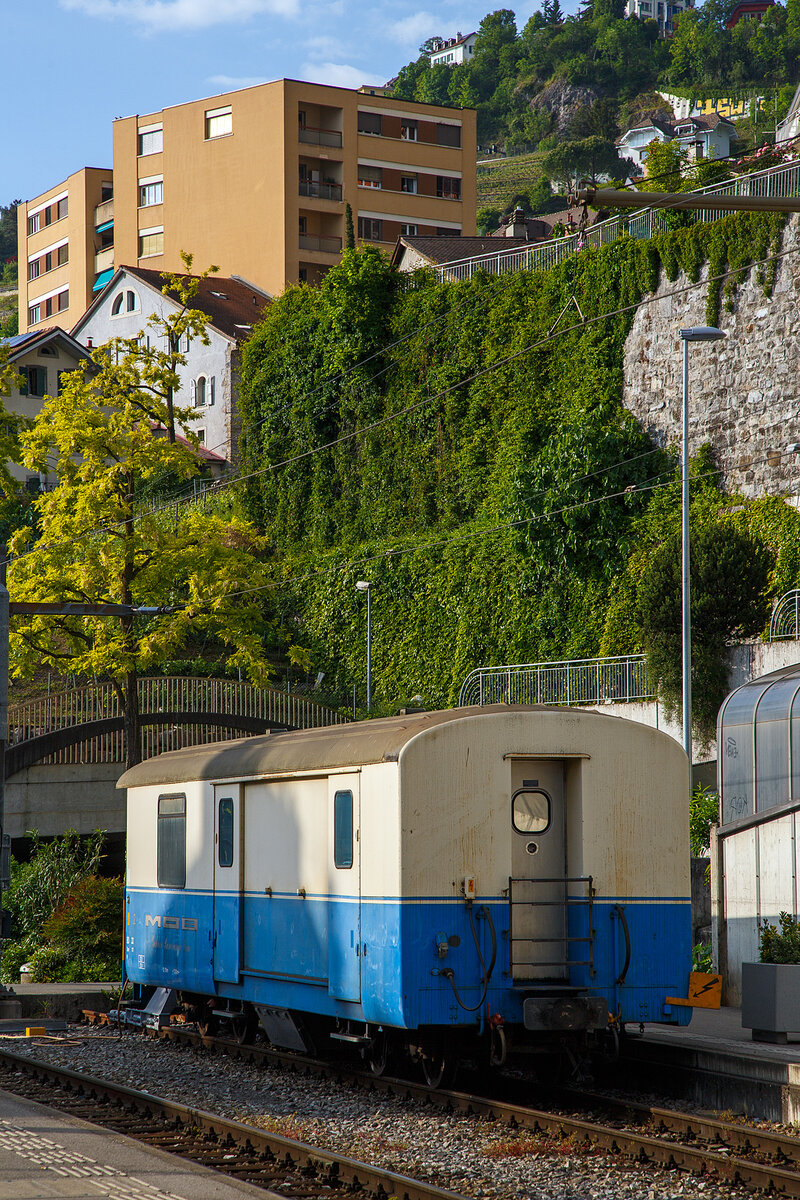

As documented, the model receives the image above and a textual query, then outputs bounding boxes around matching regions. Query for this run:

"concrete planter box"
[741,962,800,1043]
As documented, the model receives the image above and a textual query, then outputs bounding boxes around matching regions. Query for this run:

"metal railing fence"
[458,654,653,708]
[769,589,800,640]
[439,158,800,283]
[8,676,346,766]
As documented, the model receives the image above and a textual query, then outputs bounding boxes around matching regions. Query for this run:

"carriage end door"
[213,784,242,983]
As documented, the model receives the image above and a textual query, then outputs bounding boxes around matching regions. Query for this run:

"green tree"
[542,135,632,189]
[644,137,688,191]
[635,518,771,738]
[345,202,355,249]
[7,276,278,768]
[0,201,19,263]
[477,205,503,232]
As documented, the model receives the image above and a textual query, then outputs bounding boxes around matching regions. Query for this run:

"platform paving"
[621,1006,800,1122]
[0,1087,281,1200]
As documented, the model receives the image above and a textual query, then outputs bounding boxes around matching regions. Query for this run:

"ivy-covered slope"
[239,221,799,734]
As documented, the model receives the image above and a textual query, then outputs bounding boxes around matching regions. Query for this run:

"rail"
[769,588,800,640]
[8,676,346,766]
[458,654,653,708]
[298,126,343,148]
[299,179,343,202]
[439,157,800,282]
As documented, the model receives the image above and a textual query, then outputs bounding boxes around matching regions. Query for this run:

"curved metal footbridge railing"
[459,654,654,708]
[6,676,347,776]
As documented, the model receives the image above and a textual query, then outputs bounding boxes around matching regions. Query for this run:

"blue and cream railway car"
[120,705,692,1079]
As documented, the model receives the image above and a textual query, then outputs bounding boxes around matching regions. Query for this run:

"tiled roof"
[111,267,271,341]
[392,235,534,267]
[619,118,676,141]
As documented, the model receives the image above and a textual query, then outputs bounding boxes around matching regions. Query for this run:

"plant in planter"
[741,913,800,1042]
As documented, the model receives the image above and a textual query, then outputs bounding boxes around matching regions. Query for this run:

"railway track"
[142,1023,800,1195]
[0,1046,469,1200]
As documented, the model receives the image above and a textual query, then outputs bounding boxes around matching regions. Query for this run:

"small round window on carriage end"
[512,789,550,835]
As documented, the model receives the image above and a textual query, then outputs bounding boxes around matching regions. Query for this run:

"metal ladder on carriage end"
[508,875,595,989]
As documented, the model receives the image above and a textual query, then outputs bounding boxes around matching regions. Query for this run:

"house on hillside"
[616,119,675,173]
[624,0,693,36]
[71,266,271,469]
[429,32,477,66]
[0,327,93,489]
[672,113,737,162]
[724,0,774,28]
[617,113,736,174]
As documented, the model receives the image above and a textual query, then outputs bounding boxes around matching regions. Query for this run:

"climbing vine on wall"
[239,215,790,737]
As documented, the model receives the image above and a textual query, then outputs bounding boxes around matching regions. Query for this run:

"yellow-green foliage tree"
[7,265,275,768]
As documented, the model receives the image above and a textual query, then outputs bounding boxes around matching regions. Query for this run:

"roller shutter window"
[436,123,461,148]
[157,794,186,888]
[358,110,382,135]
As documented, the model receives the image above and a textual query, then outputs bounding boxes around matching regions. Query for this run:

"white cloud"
[299,60,383,89]
[60,0,298,32]
[388,10,440,46]
[304,34,347,61]
[207,74,271,88]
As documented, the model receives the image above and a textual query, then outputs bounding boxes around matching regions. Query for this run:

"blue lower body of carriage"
[125,888,692,1030]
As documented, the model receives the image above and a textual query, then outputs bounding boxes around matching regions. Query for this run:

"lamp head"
[355,580,371,591]
[679,326,726,343]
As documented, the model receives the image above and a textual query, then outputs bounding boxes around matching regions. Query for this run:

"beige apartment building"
[18,80,476,333]
[17,167,113,335]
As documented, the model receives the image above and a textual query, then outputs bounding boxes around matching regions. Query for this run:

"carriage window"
[157,794,186,888]
[512,789,550,834]
[218,797,234,867]
[334,790,353,868]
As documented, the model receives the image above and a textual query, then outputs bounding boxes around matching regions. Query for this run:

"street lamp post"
[679,326,726,765]
[355,581,372,712]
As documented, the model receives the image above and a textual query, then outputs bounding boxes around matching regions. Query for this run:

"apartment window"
[436,123,461,148]
[358,110,382,136]
[298,109,307,129]
[299,215,307,235]
[28,259,40,281]
[299,267,308,282]
[358,164,382,189]
[28,303,41,325]
[57,289,69,312]
[57,197,68,220]
[358,216,383,241]
[139,228,164,257]
[58,243,68,266]
[27,213,40,236]
[196,428,205,444]
[205,105,232,139]
[400,119,418,141]
[194,376,207,406]
[139,179,163,207]
[401,223,418,236]
[400,174,417,194]
[436,175,461,200]
[138,126,163,156]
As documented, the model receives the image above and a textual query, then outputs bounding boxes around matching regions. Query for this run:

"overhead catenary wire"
[8,206,800,574]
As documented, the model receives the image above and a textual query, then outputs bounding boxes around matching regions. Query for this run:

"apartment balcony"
[299,179,343,202]
[94,246,114,273]
[299,234,342,254]
[299,126,343,149]
[94,198,114,228]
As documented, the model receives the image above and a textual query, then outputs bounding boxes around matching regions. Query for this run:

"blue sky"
[5,0,554,205]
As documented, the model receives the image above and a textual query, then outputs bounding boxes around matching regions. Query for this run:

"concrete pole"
[366,585,372,713]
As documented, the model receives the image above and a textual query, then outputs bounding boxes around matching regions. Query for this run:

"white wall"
[74,276,235,464]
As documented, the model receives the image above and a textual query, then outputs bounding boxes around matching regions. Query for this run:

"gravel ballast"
[3,1026,752,1200]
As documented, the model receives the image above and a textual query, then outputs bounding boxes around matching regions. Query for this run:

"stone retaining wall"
[622,215,800,500]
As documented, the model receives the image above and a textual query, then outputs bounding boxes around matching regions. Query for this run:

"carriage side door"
[213,784,242,983]
[327,773,361,1002]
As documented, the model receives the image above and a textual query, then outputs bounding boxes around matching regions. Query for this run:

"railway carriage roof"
[117,703,635,787]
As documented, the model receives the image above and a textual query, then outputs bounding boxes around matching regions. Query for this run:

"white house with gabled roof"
[429,32,477,66]
[71,266,271,469]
